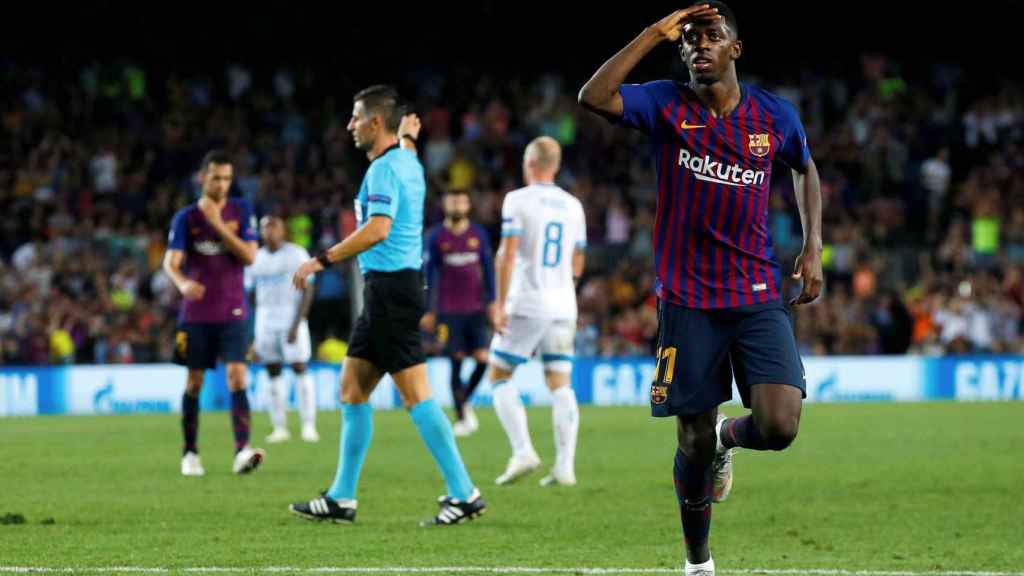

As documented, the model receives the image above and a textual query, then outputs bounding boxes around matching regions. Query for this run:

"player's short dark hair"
[698,1,739,38]
[353,84,404,133]
[201,149,233,171]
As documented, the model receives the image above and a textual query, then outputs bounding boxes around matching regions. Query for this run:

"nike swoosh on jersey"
[681,121,707,130]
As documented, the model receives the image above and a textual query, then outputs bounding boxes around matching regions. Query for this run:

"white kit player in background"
[487,136,587,487]
[247,216,319,443]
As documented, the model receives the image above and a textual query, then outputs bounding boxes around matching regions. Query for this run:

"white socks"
[492,381,537,459]
[551,386,578,475]
[268,375,287,431]
[296,372,316,429]
[269,372,316,431]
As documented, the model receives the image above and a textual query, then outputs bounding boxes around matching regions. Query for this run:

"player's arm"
[398,113,421,153]
[197,198,257,265]
[292,216,392,289]
[163,211,205,301]
[163,249,205,301]
[420,229,442,332]
[289,282,314,343]
[790,157,823,305]
[492,235,519,334]
[578,5,719,119]
[479,230,498,324]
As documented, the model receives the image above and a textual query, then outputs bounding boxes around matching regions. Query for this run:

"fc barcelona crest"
[651,385,668,405]
[468,237,480,249]
[748,133,771,157]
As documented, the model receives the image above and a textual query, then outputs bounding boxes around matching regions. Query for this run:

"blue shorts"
[651,300,805,417]
[173,321,249,370]
[437,312,489,355]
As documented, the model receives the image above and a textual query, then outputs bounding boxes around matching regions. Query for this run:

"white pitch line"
[1,568,1022,576]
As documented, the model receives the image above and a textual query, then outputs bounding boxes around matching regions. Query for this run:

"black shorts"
[651,300,806,417]
[173,321,249,370]
[348,269,426,374]
[437,312,489,355]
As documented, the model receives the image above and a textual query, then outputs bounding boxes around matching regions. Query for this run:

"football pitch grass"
[1,402,1021,573]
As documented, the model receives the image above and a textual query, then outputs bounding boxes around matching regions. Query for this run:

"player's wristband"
[316,251,332,268]
[400,134,417,144]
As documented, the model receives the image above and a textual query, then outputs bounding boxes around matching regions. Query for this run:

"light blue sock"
[326,403,373,501]
[409,398,474,501]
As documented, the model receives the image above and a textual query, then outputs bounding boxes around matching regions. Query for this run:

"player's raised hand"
[292,258,324,290]
[197,196,223,225]
[790,249,824,306]
[180,279,206,301]
[651,5,720,43]
[398,113,422,142]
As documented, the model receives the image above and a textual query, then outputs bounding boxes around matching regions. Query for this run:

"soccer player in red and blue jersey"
[422,189,496,437]
[164,150,265,477]
[580,3,823,574]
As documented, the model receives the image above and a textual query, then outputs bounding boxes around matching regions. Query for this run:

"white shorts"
[254,321,312,365]
[489,316,576,373]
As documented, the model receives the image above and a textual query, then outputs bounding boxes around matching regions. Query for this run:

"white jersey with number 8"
[500,183,586,321]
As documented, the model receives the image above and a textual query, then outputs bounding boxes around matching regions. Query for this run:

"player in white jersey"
[489,136,586,487]
[247,216,319,443]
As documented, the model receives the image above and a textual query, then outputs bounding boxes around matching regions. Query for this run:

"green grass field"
[0,402,1022,573]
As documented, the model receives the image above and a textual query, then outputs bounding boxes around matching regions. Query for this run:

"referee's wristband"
[316,251,332,268]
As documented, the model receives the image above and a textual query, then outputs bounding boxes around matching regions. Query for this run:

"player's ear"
[731,39,743,60]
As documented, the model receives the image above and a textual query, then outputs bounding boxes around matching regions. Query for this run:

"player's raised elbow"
[577,84,602,112]
[578,84,620,118]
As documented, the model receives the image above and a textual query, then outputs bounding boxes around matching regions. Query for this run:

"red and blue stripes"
[652,85,784,309]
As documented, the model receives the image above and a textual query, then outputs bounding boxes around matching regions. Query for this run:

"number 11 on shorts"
[651,346,677,405]
[654,346,677,384]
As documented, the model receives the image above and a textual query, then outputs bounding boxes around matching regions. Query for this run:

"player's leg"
[719,303,804,449]
[175,324,213,476]
[676,411,717,568]
[290,354,381,523]
[181,368,205,476]
[712,303,804,504]
[457,312,491,434]
[286,320,318,442]
[221,320,264,474]
[391,363,473,494]
[265,362,290,443]
[653,301,734,574]
[449,350,466,420]
[538,319,578,486]
[490,316,546,485]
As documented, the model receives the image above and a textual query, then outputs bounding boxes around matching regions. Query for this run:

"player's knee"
[226,365,248,391]
[473,349,488,364]
[186,371,205,394]
[676,419,717,461]
[266,364,283,378]
[758,414,799,451]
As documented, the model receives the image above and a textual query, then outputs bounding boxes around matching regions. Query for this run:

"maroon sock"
[230,390,251,453]
[674,448,712,554]
[182,392,200,455]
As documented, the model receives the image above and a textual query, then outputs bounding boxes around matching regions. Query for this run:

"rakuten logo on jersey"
[678,148,766,187]
[444,252,479,267]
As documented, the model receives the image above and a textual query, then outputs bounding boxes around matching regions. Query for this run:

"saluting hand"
[651,4,720,43]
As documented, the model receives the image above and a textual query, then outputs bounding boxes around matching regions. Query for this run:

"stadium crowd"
[1,56,1022,365]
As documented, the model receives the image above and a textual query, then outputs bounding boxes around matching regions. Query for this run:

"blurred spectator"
[1,57,1022,366]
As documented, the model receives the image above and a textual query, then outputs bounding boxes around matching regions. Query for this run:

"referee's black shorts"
[348,269,426,374]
